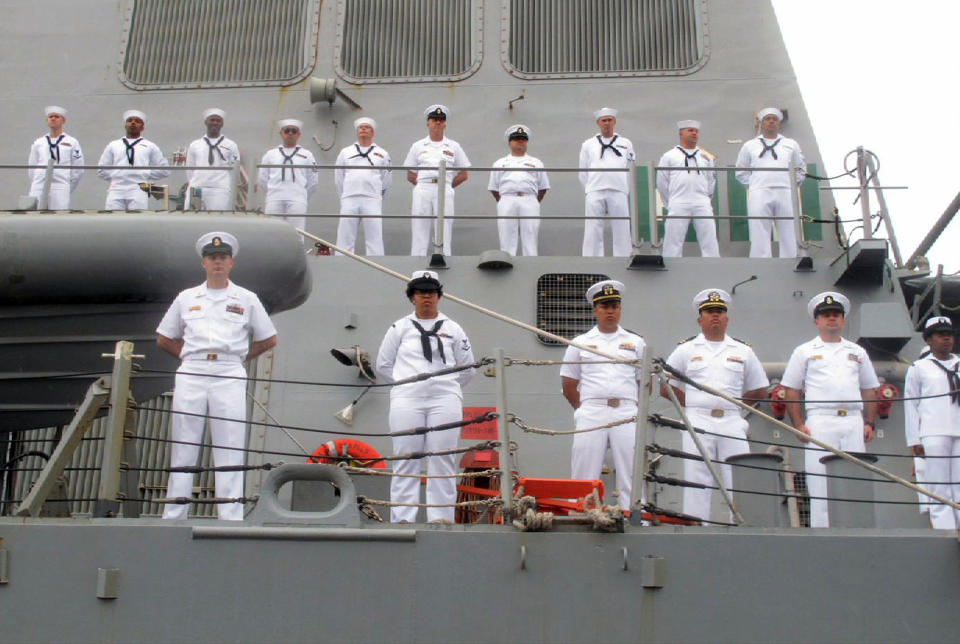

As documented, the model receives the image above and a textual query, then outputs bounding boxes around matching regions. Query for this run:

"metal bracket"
[246,464,362,527]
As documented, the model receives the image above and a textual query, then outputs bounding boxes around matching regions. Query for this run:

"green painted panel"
[727,171,749,241]
[635,164,651,240]
[801,162,823,242]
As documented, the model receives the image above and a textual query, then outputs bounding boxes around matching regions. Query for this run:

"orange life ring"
[309,439,386,469]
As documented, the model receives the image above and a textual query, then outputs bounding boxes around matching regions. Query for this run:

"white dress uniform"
[560,313,645,510]
[257,145,319,231]
[781,328,879,528]
[376,299,476,523]
[157,238,277,521]
[666,333,768,521]
[656,145,719,258]
[735,130,806,259]
[578,131,636,257]
[27,133,84,209]
[97,137,170,210]
[487,153,550,256]
[334,141,391,256]
[185,135,240,210]
[904,339,960,529]
[403,136,470,256]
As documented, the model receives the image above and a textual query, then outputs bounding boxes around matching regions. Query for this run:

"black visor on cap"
[202,237,232,256]
[406,276,442,298]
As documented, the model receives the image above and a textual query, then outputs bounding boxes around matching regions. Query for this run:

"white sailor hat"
[278,118,303,132]
[354,116,376,130]
[807,291,849,319]
[585,280,624,304]
[504,124,531,142]
[195,231,238,258]
[203,108,225,121]
[677,119,701,130]
[44,105,67,117]
[406,270,443,296]
[692,288,731,313]
[593,107,618,120]
[123,109,146,123]
[424,104,449,120]
[923,316,955,338]
[757,107,783,122]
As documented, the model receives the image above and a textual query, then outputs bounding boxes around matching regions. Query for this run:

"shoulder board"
[677,335,697,345]
[623,328,643,338]
[698,147,716,161]
[731,336,752,347]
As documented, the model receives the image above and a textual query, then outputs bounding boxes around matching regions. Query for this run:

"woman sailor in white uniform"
[376,271,476,523]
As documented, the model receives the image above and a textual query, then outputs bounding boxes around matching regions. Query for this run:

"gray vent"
[503,0,708,78]
[335,0,482,83]
[536,273,610,345]
[119,0,320,90]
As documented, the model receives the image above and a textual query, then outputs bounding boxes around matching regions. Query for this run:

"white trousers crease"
[410,184,454,256]
[663,201,720,258]
[680,412,749,522]
[804,415,864,528]
[570,400,637,509]
[918,435,960,529]
[582,190,632,257]
[747,188,797,258]
[337,195,384,256]
[163,361,248,521]
[497,194,540,256]
[388,395,462,522]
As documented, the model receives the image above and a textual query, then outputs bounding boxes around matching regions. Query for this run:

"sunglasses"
[281,128,299,134]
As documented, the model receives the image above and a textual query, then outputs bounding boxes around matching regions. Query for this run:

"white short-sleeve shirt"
[487,154,550,195]
[665,333,769,412]
[781,336,880,413]
[560,326,645,402]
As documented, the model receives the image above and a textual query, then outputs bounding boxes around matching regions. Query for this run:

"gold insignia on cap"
[825,296,834,304]
[433,108,443,116]
[517,127,524,134]
[213,237,222,247]
[603,285,615,296]
[708,291,721,303]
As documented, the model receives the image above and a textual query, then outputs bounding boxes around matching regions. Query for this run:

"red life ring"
[309,439,386,469]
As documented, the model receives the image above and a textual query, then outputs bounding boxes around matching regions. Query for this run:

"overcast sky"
[773,0,960,272]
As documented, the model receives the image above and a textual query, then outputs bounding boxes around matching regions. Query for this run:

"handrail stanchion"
[494,348,514,521]
[629,347,653,525]
[432,158,447,264]
[38,159,55,210]
[629,164,642,250]
[789,161,808,256]
[857,146,873,239]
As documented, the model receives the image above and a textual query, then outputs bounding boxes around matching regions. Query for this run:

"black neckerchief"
[677,146,700,174]
[349,143,375,166]
[597,134,622,158]
[759,137,781,160]
[411,319,445,363]
[46,134,64,163]
[122,137,142,165]
[204,136,226,165]
[279,146,300,181]
[929,357,960,405]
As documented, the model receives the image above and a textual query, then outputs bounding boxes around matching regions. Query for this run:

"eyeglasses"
[281,128,299,134]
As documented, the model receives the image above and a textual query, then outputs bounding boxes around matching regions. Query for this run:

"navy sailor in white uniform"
[905,316,960,529]
[334,116,392,256]
[376,271,476,523]
[27,105,84,210]
[403,105,471,256]
[157,232,278,520]
[781,291,879,528]
[578,107,636,257]
[487,124,550,256]
[257,119,319,237]
[656,120,720,258]
[663,289,769,522]
[560,280,645,509]
[97,109,170,210]
[185,108,241,211]
[735,107,806,258]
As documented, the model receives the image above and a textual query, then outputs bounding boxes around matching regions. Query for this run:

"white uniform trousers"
[163,360,248,521]
[105,190,148,210]
[497,194,540,256]
[663,202,720,258]
[30,186,71,210]
[265,200,307,238]
[747,188,797,258]
[804,414,865,528]
[582,190,632,257]
[198,187,232,211]
[388,394,462,523]
[571,400,637,509]
[411,183,454,256]
[914,455,933,520]
[336,195,384,256]
[681,411,749,522]
[918,435,960,529]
